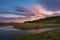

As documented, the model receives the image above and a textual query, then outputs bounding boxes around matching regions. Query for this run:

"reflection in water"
[0,26,60,40]
[0,26,17,30]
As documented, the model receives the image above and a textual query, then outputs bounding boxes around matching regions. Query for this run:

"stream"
[0,26,60,40]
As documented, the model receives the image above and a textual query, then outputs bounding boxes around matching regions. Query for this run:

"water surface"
[0,26,60,40]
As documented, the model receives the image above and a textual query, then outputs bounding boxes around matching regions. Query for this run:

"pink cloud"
[0,6,60,23]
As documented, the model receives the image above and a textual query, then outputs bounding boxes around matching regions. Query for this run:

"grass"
[0,23,60,29]
[14,30,60,40]
[14,23,60,29]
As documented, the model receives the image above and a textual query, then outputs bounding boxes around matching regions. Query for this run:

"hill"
[25,16,60,24]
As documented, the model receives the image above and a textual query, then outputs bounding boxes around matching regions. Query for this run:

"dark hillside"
[25,16,60,24]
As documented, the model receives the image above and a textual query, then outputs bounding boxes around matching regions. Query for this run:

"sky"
[0,0,60,23]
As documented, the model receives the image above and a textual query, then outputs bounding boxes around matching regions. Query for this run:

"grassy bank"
[0,23,60,29]
[14,23,60,29]
[14,30,60,40]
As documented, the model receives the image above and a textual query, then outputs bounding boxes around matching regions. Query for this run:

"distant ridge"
[25,16,60,24]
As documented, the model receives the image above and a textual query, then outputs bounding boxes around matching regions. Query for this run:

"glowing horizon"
[0,0,60,23]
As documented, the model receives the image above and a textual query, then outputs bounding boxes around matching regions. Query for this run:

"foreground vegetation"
[13,23,60,29]
[0,23,60,29]
[14,30,60,40]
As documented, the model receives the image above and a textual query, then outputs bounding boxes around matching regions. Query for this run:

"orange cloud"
[29,6,47,20]
[31,6,46,14]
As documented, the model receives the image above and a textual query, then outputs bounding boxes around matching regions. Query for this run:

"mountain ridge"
[25,16,60,24]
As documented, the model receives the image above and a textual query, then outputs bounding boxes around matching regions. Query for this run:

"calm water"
[0,26,60,40]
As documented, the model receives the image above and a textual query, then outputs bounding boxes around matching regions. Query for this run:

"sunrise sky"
[0,0,60,23]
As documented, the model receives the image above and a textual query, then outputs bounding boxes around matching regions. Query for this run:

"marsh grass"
[0,23,60,29]
[14,30,60,40]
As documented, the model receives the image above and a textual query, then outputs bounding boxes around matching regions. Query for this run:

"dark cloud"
[37,0,60,11]
[15,6,30,12]
[0,6,35,22]
[0,17,24,19]
[52,13,60,16]
[0,6,34,18]
[15,6,34,16]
